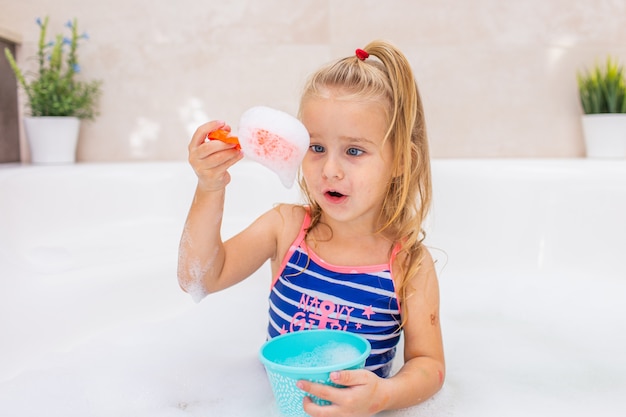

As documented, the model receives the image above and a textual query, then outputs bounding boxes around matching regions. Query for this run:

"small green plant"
[577,56,626,114]
[4,16,102,120]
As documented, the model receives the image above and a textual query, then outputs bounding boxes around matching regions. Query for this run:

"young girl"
[178,40,445,416]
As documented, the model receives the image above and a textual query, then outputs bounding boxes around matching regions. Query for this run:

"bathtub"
[0,159,625,416]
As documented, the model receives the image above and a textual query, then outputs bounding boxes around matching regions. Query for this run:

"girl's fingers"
[297,380,340,404]
[191,147,243,192]
[187,120,241,191]
[190,120,230,148]
[302,396,339,417]
[191,138,239,163]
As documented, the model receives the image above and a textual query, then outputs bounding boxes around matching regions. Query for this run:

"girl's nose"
[322,155,344,180]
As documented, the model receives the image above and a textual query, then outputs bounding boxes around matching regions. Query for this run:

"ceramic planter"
[23,116,81,164]
[581,114,626,158]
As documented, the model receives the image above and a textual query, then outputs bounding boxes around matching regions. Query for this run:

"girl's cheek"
[300,159,313,178]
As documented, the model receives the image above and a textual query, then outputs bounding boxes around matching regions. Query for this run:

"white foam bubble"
[177,227,220,303]
[237,106,309,188]
[280,341,361,368]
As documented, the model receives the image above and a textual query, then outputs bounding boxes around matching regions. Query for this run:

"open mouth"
[324,190,347,203]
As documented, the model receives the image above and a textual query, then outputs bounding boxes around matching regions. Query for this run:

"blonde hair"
[298,40,432,311]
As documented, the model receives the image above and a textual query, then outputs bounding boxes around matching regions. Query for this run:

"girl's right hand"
[188,121,244,192]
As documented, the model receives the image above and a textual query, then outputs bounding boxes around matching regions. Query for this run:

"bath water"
[279,341,361,368]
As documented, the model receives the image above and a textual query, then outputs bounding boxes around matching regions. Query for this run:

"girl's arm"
[379,247,445,408]
[177,121,279,299]
[299,248,445,416]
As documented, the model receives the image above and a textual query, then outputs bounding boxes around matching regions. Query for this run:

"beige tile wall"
[2,0,625,161]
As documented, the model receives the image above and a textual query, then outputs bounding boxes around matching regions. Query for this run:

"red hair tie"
[355,48,369,61]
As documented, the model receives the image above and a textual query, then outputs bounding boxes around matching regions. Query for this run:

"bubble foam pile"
[237,106,309,188]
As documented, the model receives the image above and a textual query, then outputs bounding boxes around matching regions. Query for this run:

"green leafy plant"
[577,56,626,114]
[4,16,102,120]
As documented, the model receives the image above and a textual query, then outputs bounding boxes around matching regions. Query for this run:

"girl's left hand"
[298,369,388,417]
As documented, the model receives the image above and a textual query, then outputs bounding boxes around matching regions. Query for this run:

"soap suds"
[178,225,220,303]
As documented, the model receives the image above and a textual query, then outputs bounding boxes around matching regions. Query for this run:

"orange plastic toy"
[207,129,241,150]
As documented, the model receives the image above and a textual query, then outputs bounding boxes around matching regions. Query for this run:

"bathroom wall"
[1,0,625,161]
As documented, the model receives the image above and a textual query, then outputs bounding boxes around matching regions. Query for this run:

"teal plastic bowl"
[259,329,371,417]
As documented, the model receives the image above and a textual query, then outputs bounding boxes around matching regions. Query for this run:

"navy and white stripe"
[267,215,402,378]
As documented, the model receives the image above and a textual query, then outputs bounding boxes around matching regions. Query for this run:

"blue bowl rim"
[258,329,371,374]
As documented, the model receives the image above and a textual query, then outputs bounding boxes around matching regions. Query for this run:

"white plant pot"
[24,116,81,164]
[581,114,626,158]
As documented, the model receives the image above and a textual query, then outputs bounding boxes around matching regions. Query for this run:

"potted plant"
[4,16,102,164]
[577,56,626,158]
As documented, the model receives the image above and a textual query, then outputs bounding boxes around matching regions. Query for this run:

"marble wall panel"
[1,0,625,161]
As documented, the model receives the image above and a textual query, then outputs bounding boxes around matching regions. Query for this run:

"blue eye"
[310,144,325,153]
[347,148,364,156]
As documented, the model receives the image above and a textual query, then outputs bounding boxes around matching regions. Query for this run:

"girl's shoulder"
[266,202,308,239]
[392,243,437,283]
[269,203,308,226]
[265,203,308,265]
[244,203,307,243]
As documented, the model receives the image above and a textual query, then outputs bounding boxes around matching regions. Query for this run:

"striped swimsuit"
[267,210,402,378]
